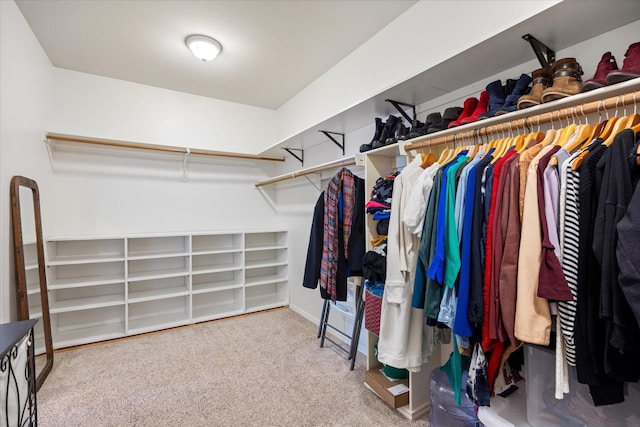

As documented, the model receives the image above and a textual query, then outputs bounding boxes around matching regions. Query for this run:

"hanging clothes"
[302,167,365,301]
[617,172,640,327]
[376,106,640,408]
[378,156,446,372]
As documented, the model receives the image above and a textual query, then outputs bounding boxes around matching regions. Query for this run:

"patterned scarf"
[320,168,356,300]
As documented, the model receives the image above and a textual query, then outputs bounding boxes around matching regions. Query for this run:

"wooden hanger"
[420,142,436,168]
[602,116,629,147]
[437,136,452,164]
[538,128,558,149]
[598,100,621,142]
[564,124,592,152]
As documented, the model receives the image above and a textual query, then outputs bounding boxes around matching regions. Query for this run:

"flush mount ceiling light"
[185,34,222,62]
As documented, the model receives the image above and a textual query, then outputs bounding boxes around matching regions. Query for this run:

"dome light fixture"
[185,34,222,62]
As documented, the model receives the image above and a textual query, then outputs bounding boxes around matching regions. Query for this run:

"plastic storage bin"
[430,368,483,427]
[525,345,640,427]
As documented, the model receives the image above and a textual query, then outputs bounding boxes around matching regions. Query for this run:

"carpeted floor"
[36,308,430,426]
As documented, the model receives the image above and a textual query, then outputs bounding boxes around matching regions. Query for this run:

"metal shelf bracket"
[522,34,556,68]
[283,148,304,165]
[318,131,345,155]
[385,99,416,125]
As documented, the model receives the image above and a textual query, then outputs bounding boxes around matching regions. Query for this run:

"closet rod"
[405,81,640,153]
[254,156,357,187]
[45,132,285,162]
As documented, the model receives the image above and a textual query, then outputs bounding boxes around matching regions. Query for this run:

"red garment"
[482,149,517,393]
[497,159,522,348]
[491,154,520,342]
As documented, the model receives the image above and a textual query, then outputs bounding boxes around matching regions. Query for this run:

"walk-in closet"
[2,1,640,426]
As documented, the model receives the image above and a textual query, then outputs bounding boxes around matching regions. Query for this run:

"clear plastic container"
[429,368,483,427]
[525,345,640,427]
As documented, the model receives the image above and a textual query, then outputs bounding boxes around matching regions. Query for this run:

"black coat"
[302,177,365,301]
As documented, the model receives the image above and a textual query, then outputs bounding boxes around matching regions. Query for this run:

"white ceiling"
[16,0,417,110]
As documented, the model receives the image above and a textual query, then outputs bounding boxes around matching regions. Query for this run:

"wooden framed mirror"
[10,176,53,391]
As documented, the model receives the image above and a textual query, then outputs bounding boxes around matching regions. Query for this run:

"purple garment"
[536,146,572,301]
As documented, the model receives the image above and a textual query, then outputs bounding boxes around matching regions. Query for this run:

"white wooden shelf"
[192,283,242,294]
[127,268,189,282]
[50,294,125,314]
[245,274,287,287]
[48,254,125,265]
[48,274,125,289]
[191,248,242,256]
[192,288,244,321]
[244,260,287,269]
[245,282,287,312]
[244,245,286,252]
[126,250,189,260]
[128,286,189,303]
[54,322,126,348]
[192,265,241,275]
[127,312,189,335]
[39,230,288,351]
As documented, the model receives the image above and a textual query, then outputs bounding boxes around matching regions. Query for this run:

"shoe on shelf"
[517,67,551,109]
[541,58,584,103]
[581,52,618,92]
[427,107,463,133]
[448,97,478,128]
[461,90,489,124]
[360,117,384,152]
[495,73,532,115]
[606,41,640,85]
[372,115,399,149]
[408,112,442,139]
[478,80,506,119]
[385,120,407,145]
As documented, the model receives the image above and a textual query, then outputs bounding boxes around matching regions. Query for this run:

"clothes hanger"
[580,101,607,150]
[598,97,622,142]
[437,136,451,164]
[519,116,544,152]
[625,92,640,128]
[602,97,629,147]
[513,119,526,151]
[572,99,621,170]
[420,140,436,168]
[463,130,478,159]
[564,121,592,153]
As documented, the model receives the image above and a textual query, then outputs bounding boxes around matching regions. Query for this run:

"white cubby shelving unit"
[35,230,288,351]
[21,241,47,354]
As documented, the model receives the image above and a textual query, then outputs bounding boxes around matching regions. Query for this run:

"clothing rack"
[404,79,640,153]
[254,155,359,187]
[45,132,285,162]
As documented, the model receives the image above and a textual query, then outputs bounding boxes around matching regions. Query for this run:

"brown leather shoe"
[541,58,584,103]
[517,67,550,109]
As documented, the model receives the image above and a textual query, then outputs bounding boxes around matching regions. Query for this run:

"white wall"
[275,0,561,145]
[0,1,54,322]
[49,68,277,154]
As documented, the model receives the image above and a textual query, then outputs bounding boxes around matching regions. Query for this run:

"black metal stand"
[282,148,304,165]
[522,34,556,68]
[317,285,365,371]
[385,99,417,125]
[318,131,345,155]
[1,319,38,427]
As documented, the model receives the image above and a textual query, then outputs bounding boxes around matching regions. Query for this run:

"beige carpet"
[36,308,431,426]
